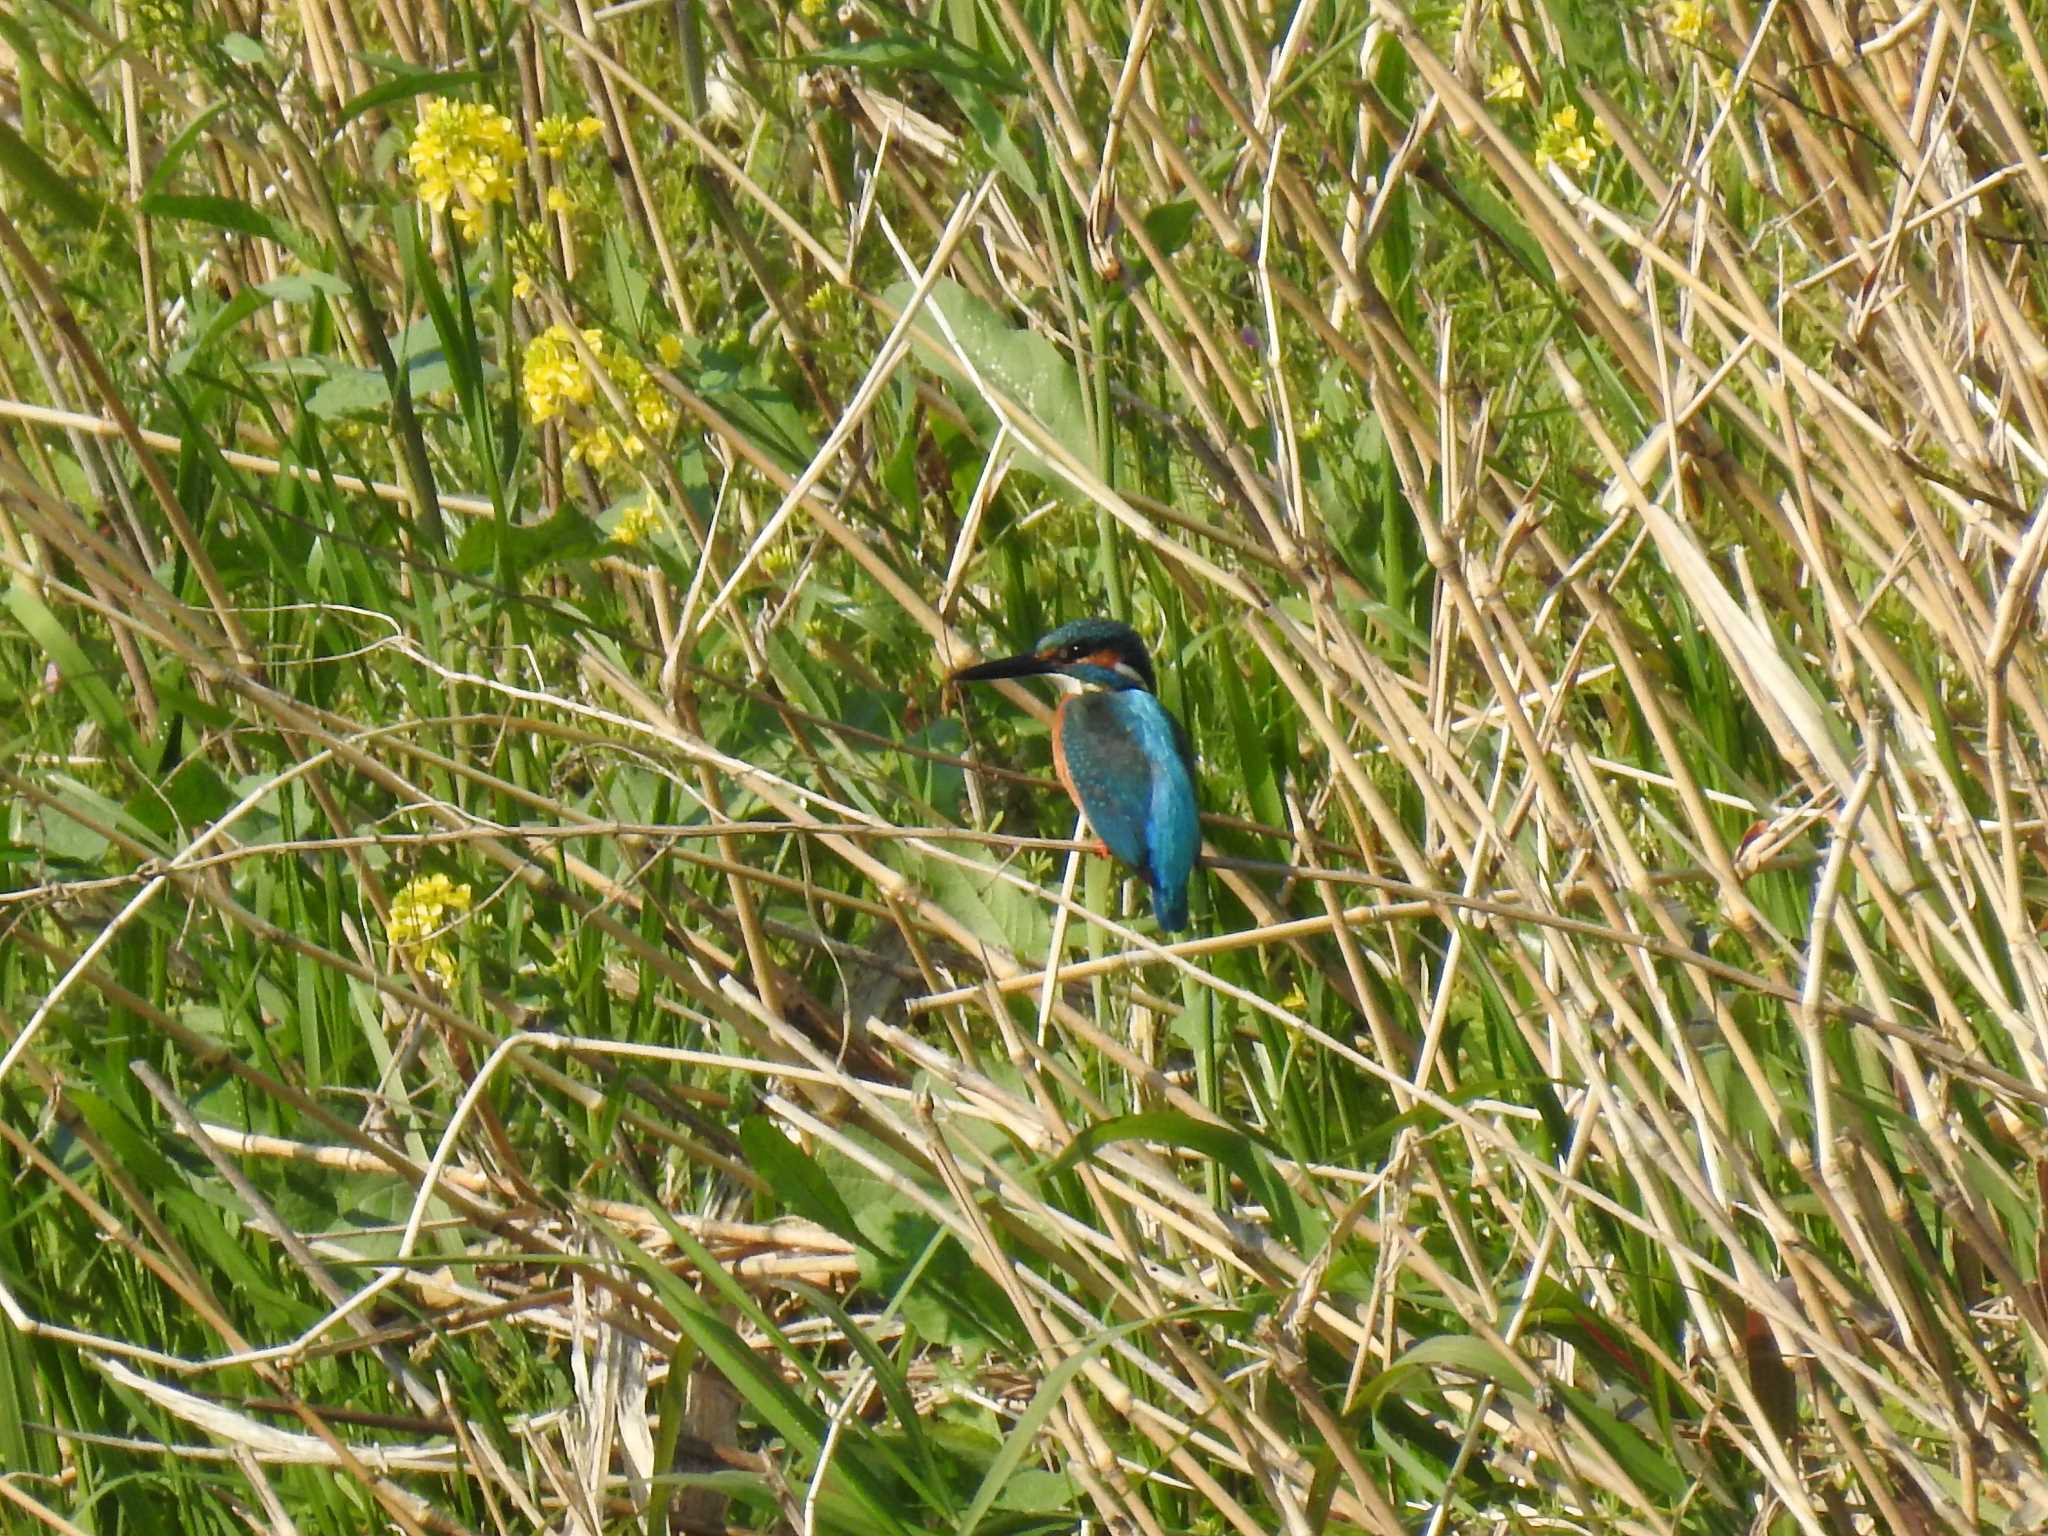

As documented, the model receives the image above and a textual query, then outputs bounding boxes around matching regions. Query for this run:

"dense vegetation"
[4,0,2048,1529]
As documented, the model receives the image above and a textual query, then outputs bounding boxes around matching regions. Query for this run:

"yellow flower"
[408,97,523,217]
[534,114,575,156]
[1669,0,1709,44]
[513,270,536,300]
[655,333,684,368]
[545,184,578,216]
[1484,64,1525,103]
[612,496,660,546]
[536,112,606,156]
[569,424,618,468]
[523,324,600,423]
[452,202,489,243]
[611,351,678,437]
[1535,104,1602,175]
[634,383,677,434]
[387,873,474,986]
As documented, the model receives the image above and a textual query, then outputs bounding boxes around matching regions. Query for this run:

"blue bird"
[951,618,1198,931]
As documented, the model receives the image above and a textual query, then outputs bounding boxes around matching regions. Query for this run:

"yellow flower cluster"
[525,326,680,477]
[1484,65,1525,103]
[611,350,679,436]
[570,423,642,468]
[1669,0,1709,44]
[387,873,473,986]
[534,113,605,156]
[523,324,602,422]
[407,98,522,228]
[612,496,660,546]
[1535,104,1607,176]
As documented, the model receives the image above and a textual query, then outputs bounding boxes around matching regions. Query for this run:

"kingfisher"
[951,618,1198,931]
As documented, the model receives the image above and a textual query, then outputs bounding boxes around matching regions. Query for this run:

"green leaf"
[1044,1109,1283,1182]
[141,193,319,265]
[595,1213,917,1536]
[451,505,603,578]
[949,81,1038,194]
[1044,1110,1322,1250]
[738,1118,871,1252]
[219,31,270,65]
[992,1468,1077,1513]
[145,103,233,197]
[1215,646,1282,829]
[1550,1381,1691,1499]
[170,271,346,375]
[956,1343,1096,1536]
[883,277,1096,490]
[337,66,486,129]
[305,367,392,418]
[5,582,142,761]
[1140,199,1200,259]
[0,119,107,231]
[799,35,1020,92]
[16,779,113,866]
[1447,176,1554,288]
[1390,1335,1535,1397]
[601,228,654,339]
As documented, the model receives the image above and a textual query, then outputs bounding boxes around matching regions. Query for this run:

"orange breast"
[1050,695,1084,814]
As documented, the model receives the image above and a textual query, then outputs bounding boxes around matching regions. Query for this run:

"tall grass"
[3,0,2047,1529]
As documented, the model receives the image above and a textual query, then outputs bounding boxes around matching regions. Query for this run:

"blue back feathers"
[1051,666,1197,932]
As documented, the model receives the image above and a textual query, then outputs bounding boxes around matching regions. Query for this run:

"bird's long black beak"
[949,652,1057,684]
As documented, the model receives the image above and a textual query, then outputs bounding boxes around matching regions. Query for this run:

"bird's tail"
[1153,881,1189,933]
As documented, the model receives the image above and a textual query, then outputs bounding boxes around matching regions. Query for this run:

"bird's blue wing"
[1058,693,1157,876]
[1062,693,1199,930]
[1126,693,1198,930]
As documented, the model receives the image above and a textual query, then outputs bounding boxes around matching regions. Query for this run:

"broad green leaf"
[738,1118,871,1252]
[883,278,1096,489]
[1550,1382,1691,1500]
[0,119,107,230]
[950,81,1038,193]
[337,67,487,129]
[1390,1335,1534,1398]
[170,271,346,375]
[956,1342,1096,1536]
[220,31,270,65]
[141,193,318,265]
[451,505,603,578]
[5,583,142,760]
[305,367,393,418]
[1140,199,1200,259]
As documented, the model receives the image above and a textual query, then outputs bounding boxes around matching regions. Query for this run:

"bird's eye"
[1065,644,1089,660]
